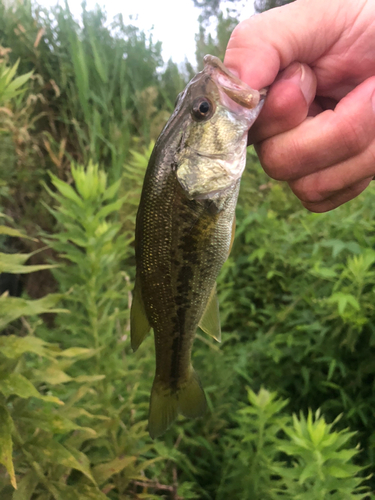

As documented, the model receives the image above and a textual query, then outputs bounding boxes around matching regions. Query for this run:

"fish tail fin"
[178,367,207,419]
[148,368,207,439]
[148,381,178,439]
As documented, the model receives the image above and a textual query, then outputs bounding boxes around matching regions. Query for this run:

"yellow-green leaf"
[0,405,16,489]
[0,335,54,359]
[0,226,34,240]
[33,367,73,385]
[46,483,108,500]
[92,456,136,484]
[58,347,97,358]
[12,470,38,500]
[0,373,63,405]
[0,294,67,330]
[74,374,105,383]
[27,440,95,483]
[0,251,58,274]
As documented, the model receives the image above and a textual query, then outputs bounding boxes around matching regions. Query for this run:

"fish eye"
[191,96,215,122]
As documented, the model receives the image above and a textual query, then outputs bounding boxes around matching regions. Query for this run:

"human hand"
[225,0,375,212]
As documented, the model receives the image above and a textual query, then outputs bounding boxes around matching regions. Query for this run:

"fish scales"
[131,55,266,438]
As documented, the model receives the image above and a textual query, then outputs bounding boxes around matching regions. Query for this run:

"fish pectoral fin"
[130,284,151,352]
[198,283,221,343]
[148,368,207,439]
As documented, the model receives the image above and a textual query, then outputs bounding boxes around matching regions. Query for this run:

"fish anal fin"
[148,368,207,439]
[198,283,221,342]
[130,284,151,352]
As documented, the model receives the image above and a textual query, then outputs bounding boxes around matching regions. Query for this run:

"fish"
[131,55,266,439]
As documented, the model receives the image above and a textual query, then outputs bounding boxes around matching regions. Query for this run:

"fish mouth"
[203,54,267,110]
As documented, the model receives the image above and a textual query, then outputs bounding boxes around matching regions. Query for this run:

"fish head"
[173,54,266,200]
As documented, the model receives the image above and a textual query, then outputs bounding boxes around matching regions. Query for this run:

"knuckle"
[289,176,326,204]
[302,200,335,213]
[257,135,305,181]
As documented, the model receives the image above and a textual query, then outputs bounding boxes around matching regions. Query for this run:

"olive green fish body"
[131,55,265,438]
[136,167,239,381]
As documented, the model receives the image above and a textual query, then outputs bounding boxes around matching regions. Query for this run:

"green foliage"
[0,219,82,493]
[195,11,238,66]
[1,158,373,499]
[192,0,242,22]
[276,410,366,499]
[1,2,375,499]
[191,0,295,18]
[0,0,188,238]
[0,58,32,104]
[0,0,184,181]
[217,388,368,499]
[0,52,47,227]
[254,0,295,13]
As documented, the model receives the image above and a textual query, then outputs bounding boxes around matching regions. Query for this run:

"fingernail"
[278,62,314,105]
[277,62,302,82]
[225,65,241,79]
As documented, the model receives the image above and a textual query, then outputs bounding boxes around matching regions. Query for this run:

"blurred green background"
[0,0,374,498]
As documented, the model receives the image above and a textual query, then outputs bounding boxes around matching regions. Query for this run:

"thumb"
[224,0,345,89]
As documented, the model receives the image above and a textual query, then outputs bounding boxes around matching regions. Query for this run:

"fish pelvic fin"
[130,283,151,352]
[148,368,207,439]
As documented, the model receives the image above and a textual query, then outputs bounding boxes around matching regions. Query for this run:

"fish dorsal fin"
[198,284,221,343]
[130,283,151,352]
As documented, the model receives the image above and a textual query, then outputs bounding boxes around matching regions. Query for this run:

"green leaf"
[0,405,16,489]
[46,483,108,500]
[19,410,84,434]
[89,32,108,83]
[33,367,73,384]
[299,461,319,484]
[0,226,34,240]
[12,470,39,500]
[327,463,362,478]
[311,264,337,278]
[0,335,54,359]
[27,440,94,483]
[0,294,67,330]
[50,175,84,208]
[74,374,106,383]
[5,71,33,93]
[0,373,63,404]
[0,253,58,273]
[58,347,98,358]
[328,292,360,315]
[94,197,126,221]
[102,179,121,201]
[92,456,136,484]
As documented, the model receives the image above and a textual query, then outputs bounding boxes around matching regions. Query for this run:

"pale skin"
[224,0,375,212]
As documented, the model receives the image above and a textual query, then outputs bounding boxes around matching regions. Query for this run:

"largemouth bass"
[131,55,265,439]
